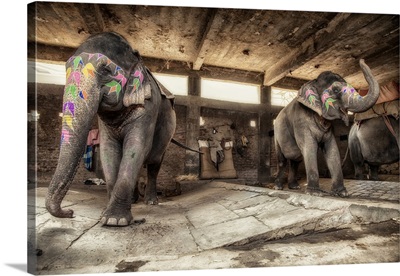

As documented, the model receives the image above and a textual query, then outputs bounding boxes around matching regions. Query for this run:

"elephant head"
[46,32,153,218]
[297,59,380,126]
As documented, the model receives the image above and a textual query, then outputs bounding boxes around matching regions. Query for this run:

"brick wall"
[28,83,189,189]
[28,83,398,189]
[156,105,187,191]
[28,83,97,185]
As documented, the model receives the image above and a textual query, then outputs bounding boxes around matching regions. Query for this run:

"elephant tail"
[341,145,349,168]
[171,138,203,154]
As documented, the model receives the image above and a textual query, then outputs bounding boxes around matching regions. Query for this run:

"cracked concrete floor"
[28,181,400,275]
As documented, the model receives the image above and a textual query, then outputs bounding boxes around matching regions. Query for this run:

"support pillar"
[258,86,273,183]
[184,75,201,175]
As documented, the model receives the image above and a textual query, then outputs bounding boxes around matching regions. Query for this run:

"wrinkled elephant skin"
[46,32,176,227]
[349,115,399,180]
[274,59,380,197]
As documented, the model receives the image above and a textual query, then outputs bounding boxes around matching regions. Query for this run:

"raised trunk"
[45,57,100,218]
[346,59,380,113]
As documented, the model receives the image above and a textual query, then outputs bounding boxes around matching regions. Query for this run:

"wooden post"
[184,75,201,175]
[258,85,272,183]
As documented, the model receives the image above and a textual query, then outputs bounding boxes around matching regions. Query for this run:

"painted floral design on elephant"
[305,89,318,106]
[131,70,144,92]
[321,90,336,111]
[61,53,128,144]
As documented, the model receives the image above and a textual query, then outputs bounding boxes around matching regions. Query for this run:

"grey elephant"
[348,101,399,180]
[46,32,178,226]
[274,59,380,197]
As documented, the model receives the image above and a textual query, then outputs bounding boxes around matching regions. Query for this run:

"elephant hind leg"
[368,164,380,180]
[145,161,163,205]
[288,160,300,189]
[274,145,287,190]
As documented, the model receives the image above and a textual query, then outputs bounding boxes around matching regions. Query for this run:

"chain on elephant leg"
[330,184,349,197]
[305,185,329,196]
[304,172,327,196]
[274,177,285,190]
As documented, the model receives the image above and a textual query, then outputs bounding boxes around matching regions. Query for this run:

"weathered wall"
[199,107,259,183]
[28,83,189,188]
[28,82,399,192]
[156,105,187,191]
[28,83,97,185]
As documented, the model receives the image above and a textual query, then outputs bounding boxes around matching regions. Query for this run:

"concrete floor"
[28,178,399,275]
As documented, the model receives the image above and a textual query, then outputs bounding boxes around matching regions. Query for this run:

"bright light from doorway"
[271,87,297,106]
[201,78,260,104]
[28,61,66,85]
[153,73,188,95]
[28,61,189,97]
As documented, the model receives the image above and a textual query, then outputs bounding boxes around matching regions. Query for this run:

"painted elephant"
[46,32,177,226]
[274,59,380,197]
[348,112,399,180]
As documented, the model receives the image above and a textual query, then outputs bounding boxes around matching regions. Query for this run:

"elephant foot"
[144,196,159,205]
[100,207,133,227]
[305,187,327,197]
[274,179,284,190]
[274,184,283,190]
[331,187,349,198]
[288,181,300,189]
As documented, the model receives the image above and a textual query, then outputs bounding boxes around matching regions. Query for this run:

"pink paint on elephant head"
[114,72,127,88]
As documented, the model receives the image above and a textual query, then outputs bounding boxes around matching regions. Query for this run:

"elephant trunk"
[346,59,380,113]
[46,58,100,218]
[45,127,90,218]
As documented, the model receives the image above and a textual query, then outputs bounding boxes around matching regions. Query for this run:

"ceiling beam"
[263,13,352,86]
[28,42,76,64]
[28,43,265,86]
[192,9,219,70]
[78,3,105,34]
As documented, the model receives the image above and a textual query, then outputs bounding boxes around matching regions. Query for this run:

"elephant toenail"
[107,218,117,225]
[118,218,128,226]
[100,217,106,225]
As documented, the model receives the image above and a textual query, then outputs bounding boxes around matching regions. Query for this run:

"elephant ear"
[123,61,152,107]
[297,82,323,116]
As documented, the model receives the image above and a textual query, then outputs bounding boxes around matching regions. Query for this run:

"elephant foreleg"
[100,128,153,226]
[323,137,348,197]
[99,125,122,199]
[302,140,324,196]
[101,150,145,226]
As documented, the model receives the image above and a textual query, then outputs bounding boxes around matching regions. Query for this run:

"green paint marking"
[131,152,135,159]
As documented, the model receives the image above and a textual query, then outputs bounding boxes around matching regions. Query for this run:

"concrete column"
[258,86,272,183]
[184,75,201,175]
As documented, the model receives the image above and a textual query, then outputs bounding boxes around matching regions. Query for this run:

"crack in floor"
[66,221,100,250]
[184,214,203,252]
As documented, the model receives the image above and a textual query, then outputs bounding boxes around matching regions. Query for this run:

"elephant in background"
[348,100,399,180]
[46,32,177,227]
[274,59,380,197]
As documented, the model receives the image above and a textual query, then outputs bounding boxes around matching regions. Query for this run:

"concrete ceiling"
[28,2,399,90]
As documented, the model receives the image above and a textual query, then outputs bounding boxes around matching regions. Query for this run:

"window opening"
[201,78,260,104]
[153,73,188,96]
[271,87,297,106]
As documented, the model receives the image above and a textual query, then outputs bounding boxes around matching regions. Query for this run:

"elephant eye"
[98,66,112,76]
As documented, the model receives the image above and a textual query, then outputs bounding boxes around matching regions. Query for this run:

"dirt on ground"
[227,220,400,268]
